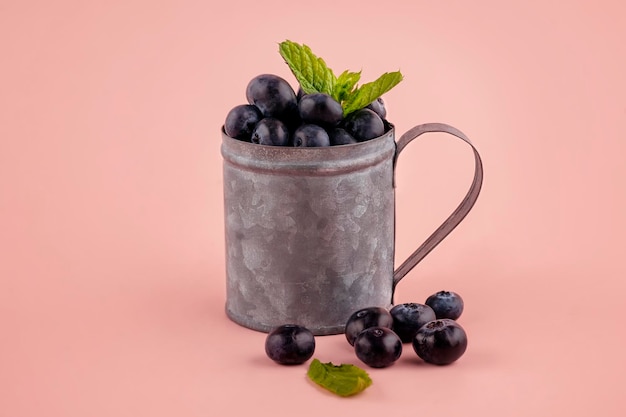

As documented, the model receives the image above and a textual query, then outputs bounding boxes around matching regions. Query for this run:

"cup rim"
[221,122,395,151]
[221,124,397,175]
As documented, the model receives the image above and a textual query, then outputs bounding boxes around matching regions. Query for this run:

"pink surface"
[2,1,625,415]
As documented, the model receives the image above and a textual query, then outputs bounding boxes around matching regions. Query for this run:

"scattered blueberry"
[412,319,468,365]
[425,290,464,320]
[354,327,402,368]
[345,306,394,346]
[265,324,316,365]
[390,303,437,343]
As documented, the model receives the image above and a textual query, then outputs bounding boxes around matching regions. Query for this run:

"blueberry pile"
[224,74,390,147]
[264,290,468,368]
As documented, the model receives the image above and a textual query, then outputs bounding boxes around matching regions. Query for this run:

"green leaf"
[307,359,372,397]
[332,70,361,102]
[277,40,403,118]
[278,40,336,95]
[342,71,403,116]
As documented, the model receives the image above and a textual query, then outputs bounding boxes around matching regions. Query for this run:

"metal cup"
[221,123,483,335]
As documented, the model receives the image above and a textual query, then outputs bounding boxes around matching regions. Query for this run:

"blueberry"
[425,290,464,320]
[328,127,357,146]
[293,124,330,147]
[390,303,437,343]
[250,118,290,146]
[298,93,343,127]
[354,327,402,368]
[265,324,315,365]
[342,108,385,141]
[412,319,467,365]
[246,74,298,120]
[224,104,263,141]
[345,306,393,346]
[365,97,387,120]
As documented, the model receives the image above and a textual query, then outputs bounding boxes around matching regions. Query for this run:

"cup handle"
[392,123,484,294]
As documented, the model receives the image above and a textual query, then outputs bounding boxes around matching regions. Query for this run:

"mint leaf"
[342,71,403,116]
[278,40,336,95]
[277,40,403,116]
[307,359,372,397]
[332,70,361,102]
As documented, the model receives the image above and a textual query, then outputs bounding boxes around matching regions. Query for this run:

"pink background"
[2,0,625,415]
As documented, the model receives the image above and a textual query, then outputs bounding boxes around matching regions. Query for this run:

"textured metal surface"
[222,129,397,335]
[221,123,484,335]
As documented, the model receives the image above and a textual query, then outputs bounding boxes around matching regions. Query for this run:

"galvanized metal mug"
[221,123,483,335]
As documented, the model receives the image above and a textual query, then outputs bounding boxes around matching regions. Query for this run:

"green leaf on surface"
[307,358,373,397]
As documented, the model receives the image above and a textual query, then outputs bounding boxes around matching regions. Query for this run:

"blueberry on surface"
[412,319,467,365]
[425,290,464,320]
[265,324,315,365]
[354,327,402,368]
[250,118,290,146]
[345,306,394,346]
[390,303,437,343]
[293,124,330,147]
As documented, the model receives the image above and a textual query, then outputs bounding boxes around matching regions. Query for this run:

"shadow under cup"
[221,123,483,335]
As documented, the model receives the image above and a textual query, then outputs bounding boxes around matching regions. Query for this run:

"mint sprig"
[278,41,335,96]
[307,359,372,397]
[278,40,403,116]
[334,70,361,103]
[342,71,403,115]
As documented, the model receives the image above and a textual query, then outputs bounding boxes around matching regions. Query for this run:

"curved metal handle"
[392,123,484,291]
